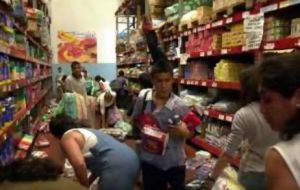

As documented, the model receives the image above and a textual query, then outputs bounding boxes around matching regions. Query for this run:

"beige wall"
[50,0,118,64]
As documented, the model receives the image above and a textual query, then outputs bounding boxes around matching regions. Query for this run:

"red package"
[182,111,201,131]
[141,125,169,155]
[136,113,158,130]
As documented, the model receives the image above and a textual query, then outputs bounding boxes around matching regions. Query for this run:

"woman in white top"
[49,114,140,190]
[258,53,300,190]
[205,67,279,190]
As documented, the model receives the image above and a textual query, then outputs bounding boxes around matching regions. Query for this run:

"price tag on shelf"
[184,31,188,36]
[218,114,225,120]
[296,39,300,47]
[180,53,189,65]
[207,51,212,56]
[188,31,192,35]
[226,17,233,24]
[212,82,218,87]
[264,43,275,50]
[200,52,205,57]
[191,81,195,85]
[193,28,197,33]
[242,46,248,52]
[173,35,177,39]
[15,84,19,89]
[221,49,228,54]
[204,110,209,115]
[201,81,207,86]
[187,80,192,85]
[212,20,223,27]
[195,81,199,85]
[205,24,211,29]
[261,4,278,13]
[242,11,250,18]
[7,85,11,91]
[226,116,233,122]
[181,79,185,84]
[279,0,291,8]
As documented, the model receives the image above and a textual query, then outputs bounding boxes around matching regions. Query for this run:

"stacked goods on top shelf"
[117,30,149,66]
[222,23,245,48]
[179,0,213,30]
[149,0,177,19]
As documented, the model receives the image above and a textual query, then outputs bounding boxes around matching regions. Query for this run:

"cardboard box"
[213,0,225,12]
[141,126,169,155]
[197,6,212,17]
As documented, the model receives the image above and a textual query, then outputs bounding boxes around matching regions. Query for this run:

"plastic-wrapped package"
[212,167,245,190]
[54,92,88,121]
[211,100,240,114]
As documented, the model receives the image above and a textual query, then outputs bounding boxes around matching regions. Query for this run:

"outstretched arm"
[61,133,89,187]
[142,17,168,64]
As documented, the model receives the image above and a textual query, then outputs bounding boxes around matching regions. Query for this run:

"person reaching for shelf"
[130,16,201,190]
[203,66,280,190]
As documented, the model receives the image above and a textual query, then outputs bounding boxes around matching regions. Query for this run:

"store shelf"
[0,75,52,93]
[203,109,234,122]
[179,78,241,90]
[0,45,51,67]
[190,136,240,167]
[117,62,146,67]
[27,57,50,66]
[0,87,51,143]
[189,45,256,58]
[260,0,300,14]
[27,87,51,111]
[262,36,300,51]
[163,0,300,41]
[13,22,49,53]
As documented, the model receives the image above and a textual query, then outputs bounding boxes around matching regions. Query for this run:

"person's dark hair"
[150,60,173,78]
[0,158,60,182]
[139,72,153,88]
[95,75,105,82]
[259,53,300,98]
[71,61,81,70]
[61,75,68,82]
[49,114,88,139]
[118,70,124,77]
[259,52,300,140]
[239,66,260,106]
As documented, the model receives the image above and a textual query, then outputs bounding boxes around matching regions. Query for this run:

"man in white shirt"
[64,61,87,99]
